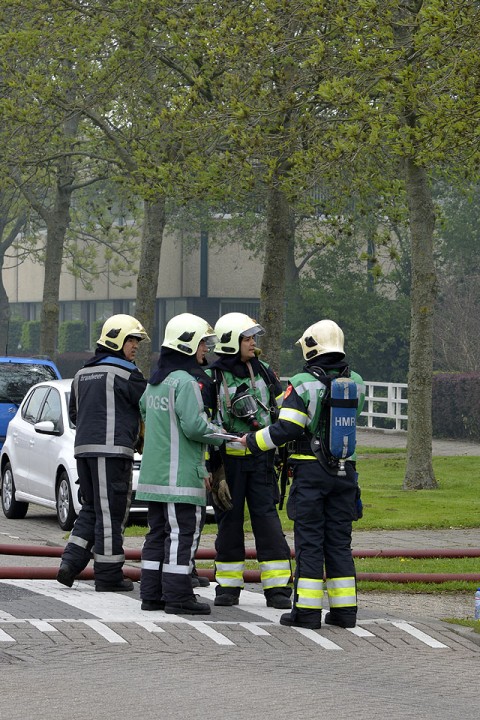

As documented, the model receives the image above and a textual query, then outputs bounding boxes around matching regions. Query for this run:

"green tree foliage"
[281,236,410,382]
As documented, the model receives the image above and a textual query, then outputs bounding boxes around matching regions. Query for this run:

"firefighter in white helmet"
[240,319,365,629]
[136,313,225,615]
[57,314,148,591]
[207,312,293,609]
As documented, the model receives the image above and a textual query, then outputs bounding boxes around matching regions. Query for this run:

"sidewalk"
[356,427,480,456]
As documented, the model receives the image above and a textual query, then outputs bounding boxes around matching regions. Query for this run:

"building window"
[220,300,260,318]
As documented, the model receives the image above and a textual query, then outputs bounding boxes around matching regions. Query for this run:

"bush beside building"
[432,372,480,441]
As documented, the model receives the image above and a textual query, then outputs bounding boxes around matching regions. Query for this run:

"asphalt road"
[1,429,479,720]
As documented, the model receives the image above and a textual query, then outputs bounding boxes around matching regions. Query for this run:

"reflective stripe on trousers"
[214,560,245,589]
[295,577,324,610]
[326,576,357,608]
[259,559,292,591]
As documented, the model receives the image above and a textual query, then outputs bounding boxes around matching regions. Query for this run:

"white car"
[0,378,147,530]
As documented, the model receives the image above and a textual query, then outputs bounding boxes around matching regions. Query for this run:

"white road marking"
[0,627,15,642]
[293,626,343,649]
[0,580,455,651]
[190,621,235,645]
[391,621,449,649]
[0,579,179,623]
[239,622,271,636]
[136,620,165,633]
[28,619,58,632]
[347,625,376,637]
[83,619,128,643]
[198,585,286,622]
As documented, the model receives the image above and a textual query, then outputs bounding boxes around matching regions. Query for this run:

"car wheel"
[1,462,29,519]
[56,470,76,531]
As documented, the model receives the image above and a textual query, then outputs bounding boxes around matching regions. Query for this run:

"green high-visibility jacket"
[135,370,223,506]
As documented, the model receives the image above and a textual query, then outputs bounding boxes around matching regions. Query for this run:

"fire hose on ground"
[1,543,480,583]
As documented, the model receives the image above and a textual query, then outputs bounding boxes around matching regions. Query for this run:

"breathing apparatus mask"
[230,384,269,429]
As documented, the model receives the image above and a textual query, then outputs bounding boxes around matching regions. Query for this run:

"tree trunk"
[403,158,437,490]
[259,184,294,374]
[0,250,10,356]
[0,206,27,355]
[40,108,79,360]
[135,196,166,378]
[40,171,73,360]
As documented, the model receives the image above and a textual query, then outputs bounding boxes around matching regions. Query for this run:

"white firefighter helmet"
[213,312,265,355]
[162,313,217,355]
[97,314,150,351]
[296,319,345,361]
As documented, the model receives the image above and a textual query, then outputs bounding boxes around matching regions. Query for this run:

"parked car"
[0,378,147,530]
[0,356,62,450]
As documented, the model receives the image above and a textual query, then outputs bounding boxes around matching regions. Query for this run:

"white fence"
[360,381,408,431]
[280,378,408,431]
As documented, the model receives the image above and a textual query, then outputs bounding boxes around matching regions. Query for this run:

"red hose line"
[2,543,480,561]
[1,566,480,583]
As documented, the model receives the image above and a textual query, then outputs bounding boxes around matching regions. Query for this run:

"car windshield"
[0,363,58,405]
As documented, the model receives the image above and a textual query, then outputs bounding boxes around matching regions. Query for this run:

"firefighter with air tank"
[240,319,365,630]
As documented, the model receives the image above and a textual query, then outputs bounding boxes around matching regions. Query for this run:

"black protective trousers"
[214,450,291,599]
[61,456,132,585]
[140,501,204,604]
[287,459,358,623]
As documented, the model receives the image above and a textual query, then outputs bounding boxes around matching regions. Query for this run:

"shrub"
[91,320,103,349]
[432,373,480,441]
[6,319,23,354]
[58,321,87,353]
[55,352,91,378]
[20,321,41,354]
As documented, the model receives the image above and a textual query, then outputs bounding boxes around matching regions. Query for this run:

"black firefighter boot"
[324,609,357,628]
[280,607,322,630]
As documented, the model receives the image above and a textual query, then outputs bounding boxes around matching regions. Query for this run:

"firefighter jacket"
[135,370,224,506]
[69,352,146,459]
[246,368,365,458]
[206,356,282,456]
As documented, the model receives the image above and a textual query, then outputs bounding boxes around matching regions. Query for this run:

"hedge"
[432,373,480,441]
[57,321,88,353]
[20,320,41,354]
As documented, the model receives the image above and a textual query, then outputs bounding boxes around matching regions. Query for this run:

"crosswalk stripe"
[348,625,375,637]
[292,626,343,649]
[28,620,58,632]
[136,621,165,633]
[190,621,235,645]
[0,627,15,642]
[391,621,449,649]
[0,580,457,651]
[239,622,271,636]
[83,619,128,643]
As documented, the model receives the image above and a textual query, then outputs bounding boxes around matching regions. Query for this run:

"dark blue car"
[0,356,62,449]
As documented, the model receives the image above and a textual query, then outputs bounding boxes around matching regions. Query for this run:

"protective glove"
[354,484,363,521]
[134,420,145,454]
[210,463,233,512]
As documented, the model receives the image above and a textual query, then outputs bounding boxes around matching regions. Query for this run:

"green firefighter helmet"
[97,314,150,351]
[162,313,217,355]
[296,319,345,361]
[213,312,265,355]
